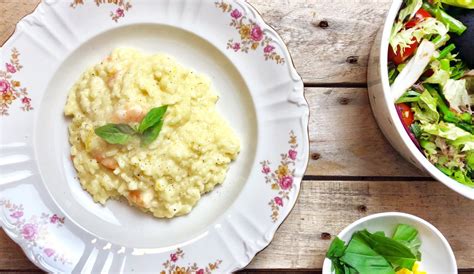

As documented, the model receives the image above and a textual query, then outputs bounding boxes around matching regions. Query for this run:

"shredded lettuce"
[391,0,423,42]
[421,121,470,140]
[424,60,450,86]
[413,90,439,124]
[420,139,438,154]
[390,17,448,54]
[452,135,474,152]
[443,79,470,113]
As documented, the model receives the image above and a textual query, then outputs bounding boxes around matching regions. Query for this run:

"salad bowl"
[367,0,474,199]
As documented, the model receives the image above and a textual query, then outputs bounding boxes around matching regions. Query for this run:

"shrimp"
[92,151,119,170]
[128,190,144,207]
[112,105,145,123]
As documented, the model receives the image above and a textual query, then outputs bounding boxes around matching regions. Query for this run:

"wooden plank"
[0,0,392,84]
[306,87,425,177]
[2,180,474,270]
[248,0,392,84]
[247,180,474,269]
[0,0,39,44]
[0,230,37,270]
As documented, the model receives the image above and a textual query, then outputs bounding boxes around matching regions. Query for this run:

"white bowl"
[322,212,457,274]
[367,0,474,199]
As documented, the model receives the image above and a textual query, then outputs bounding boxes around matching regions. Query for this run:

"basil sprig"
[95,105,167,146]
[326,224,422,274]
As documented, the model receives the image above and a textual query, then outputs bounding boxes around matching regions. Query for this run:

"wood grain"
[305,87,425,177]
[0,0,39,44]
[2,180,474,270]
[0,229,37,270]
[248,180,474,269]
[249,0,392,84]
[0,0,392,84]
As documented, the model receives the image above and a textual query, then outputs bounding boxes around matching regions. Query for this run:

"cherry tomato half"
[389,40,419,65]
[396,103,415,127]
[405,8,432,29]
[388,9,431,65]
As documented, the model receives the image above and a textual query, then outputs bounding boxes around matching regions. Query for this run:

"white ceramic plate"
[322,212,457,274]
[0,0,309,272]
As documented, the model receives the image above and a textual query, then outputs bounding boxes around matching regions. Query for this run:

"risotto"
[64,48,240,218]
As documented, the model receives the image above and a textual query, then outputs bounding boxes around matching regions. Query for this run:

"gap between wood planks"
[303,175,433,181]
[304,82,368,88]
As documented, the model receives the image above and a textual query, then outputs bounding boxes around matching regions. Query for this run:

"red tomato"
[405,8,432,29]
[389,40,419,65]
[388,9,431,65]
[396,103,415,127]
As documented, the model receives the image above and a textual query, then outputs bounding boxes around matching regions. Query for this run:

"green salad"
[326,224,426,274]
[388,0,474,187]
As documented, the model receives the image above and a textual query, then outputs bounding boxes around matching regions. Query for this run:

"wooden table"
[1,0,474,273]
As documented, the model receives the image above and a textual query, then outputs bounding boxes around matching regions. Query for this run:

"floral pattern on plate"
[215,1,285,64]
[70,0,132,22]
[0,48,32,116]
[0,200,70,264]
[261,131,298,222]
[160,248,222,274]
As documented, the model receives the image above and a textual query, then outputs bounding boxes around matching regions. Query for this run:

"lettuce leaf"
[390,17,448,55]
[443,79,470,113]
[452,135,474,152]
[413,90,439,124]
[421,121,470,140]
[391,0,423,42]
[424,60,450,86]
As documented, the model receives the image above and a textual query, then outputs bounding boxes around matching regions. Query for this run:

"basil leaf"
[137,105,168,134]
[141,119,164,146]
[327,237,346,259]
[392,224,422,261]
[115,124,137,135]
[340,232,395,274]
[373,231,386,237]
[358,230,417,270]
[95,124,135,145]
[392,224,418,242]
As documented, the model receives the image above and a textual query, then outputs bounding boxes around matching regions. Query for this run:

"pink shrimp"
[92,151,119,170]
[112,105,145,123]
[128,190,144,207]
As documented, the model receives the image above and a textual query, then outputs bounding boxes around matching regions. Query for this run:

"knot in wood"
[320,232,332,240]
[346,55,359,64]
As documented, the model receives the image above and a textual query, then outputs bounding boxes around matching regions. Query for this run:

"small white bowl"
[322,212,457,274]
[367,0,474,199]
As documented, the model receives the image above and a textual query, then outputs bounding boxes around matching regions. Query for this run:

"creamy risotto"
[64,48,240,218]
